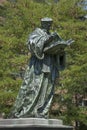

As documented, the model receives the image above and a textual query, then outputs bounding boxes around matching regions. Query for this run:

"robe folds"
[9,28,66,118]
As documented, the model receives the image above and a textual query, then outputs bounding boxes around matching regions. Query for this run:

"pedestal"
[0,118,73,130]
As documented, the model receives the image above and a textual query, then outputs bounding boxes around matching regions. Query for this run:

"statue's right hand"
[51,32,58,38]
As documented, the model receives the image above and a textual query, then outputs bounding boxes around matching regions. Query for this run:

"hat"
[41,17,53,23]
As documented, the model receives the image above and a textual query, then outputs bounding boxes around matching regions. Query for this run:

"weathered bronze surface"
[8,18,73,118]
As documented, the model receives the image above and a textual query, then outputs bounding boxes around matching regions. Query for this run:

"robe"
[9,28,65,118]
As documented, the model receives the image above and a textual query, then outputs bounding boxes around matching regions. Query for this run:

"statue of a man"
[9,18,66,118]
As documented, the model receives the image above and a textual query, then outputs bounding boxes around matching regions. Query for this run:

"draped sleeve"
[26,28,49,59]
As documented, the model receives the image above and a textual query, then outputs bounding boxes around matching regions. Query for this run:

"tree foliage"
[0,0,87,129]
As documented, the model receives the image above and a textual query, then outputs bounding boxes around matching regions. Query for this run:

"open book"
[44,39,74,54]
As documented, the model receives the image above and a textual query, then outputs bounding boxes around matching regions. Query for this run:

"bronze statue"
[9,18,73,118]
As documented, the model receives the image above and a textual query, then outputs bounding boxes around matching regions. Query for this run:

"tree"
[0,1,87,129]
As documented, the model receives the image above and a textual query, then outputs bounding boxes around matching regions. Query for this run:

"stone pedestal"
[0,118,73,130]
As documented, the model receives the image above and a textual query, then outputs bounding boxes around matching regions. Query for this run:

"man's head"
[41,17,53,32]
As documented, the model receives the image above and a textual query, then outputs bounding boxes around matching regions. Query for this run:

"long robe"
[9,28,65,118]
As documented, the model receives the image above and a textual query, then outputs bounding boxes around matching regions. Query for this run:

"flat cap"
[41,17,53,22]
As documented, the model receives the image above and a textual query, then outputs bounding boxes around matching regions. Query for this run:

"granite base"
[0,118,73,130]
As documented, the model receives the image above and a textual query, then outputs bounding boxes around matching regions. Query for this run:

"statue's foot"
[35,113,48,119]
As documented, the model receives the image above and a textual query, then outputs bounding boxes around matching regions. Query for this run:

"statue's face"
[41,22,52,31]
